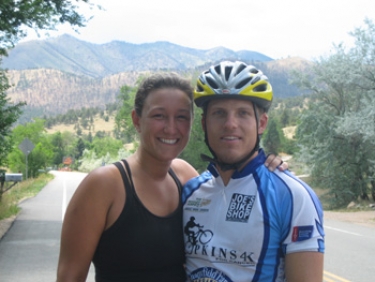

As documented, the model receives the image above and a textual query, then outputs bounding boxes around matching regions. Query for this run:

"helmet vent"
[236,63,246,75]
[206,76,219,89]
[225,67,232,81]
[236,77,252,89]
[196,84,204,92]
[214,65,221,74]
[251,76,260,85]
[253,83,267,92]
[249,67,259,74]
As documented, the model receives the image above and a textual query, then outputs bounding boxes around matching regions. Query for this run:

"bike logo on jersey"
[184,217,213,246]
[226,193,255,223]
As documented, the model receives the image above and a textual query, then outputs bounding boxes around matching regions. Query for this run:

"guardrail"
[0,170,23,201]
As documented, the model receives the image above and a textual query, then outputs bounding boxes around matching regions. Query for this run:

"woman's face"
[132,87,193,163]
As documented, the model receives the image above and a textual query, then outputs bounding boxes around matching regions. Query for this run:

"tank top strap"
[113,160,133,194]
[168,168,183,195]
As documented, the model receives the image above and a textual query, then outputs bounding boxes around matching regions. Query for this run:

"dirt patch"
[324,210,375,228]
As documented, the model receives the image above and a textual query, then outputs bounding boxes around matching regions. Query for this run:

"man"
[182,61,325,281]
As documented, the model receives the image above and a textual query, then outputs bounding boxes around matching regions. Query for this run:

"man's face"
[203,99,268,165]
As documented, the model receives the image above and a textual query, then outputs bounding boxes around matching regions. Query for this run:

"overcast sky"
[22,0,374,61]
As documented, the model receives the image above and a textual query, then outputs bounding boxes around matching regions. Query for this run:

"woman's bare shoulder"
[73,164,123,201]
[171,158,199,185]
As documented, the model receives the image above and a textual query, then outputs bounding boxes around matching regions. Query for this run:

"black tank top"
[92,160,186,282]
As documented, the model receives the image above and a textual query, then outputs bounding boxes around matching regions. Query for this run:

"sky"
[22,0,374,61]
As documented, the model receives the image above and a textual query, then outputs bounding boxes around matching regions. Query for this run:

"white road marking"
[324,225,363,237]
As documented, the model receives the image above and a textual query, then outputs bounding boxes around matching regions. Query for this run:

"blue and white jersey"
[182,150,325,282]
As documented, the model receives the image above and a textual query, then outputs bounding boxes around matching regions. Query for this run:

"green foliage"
[0,68,26,167]
[0,173,53,220]
[78,148,132,173]
[180,107,211,173]
[0,0,95,56]
[91,136,123,159]
[114,85,138,142]
[7,119,53,177]
[262,118,284,155]
[292,18,375,208]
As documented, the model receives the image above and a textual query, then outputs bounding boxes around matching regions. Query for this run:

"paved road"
[0,171,374,281]
[323,218,374,282]
[0,171,95,282]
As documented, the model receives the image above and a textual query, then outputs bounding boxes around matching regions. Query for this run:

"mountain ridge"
[2,34,274,78]
[2,35,311,122]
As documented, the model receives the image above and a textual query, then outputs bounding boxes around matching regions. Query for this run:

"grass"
[0,173,54,220]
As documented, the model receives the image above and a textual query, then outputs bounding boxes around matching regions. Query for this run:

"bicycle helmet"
[194,61,273,111]
[195,61,273,171]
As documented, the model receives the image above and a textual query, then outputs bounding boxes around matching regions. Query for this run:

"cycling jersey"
[182,149,325,282]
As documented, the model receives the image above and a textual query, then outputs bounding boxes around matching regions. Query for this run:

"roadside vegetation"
[0,173,53,220]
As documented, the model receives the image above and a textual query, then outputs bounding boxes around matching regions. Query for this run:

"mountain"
[1,35,311,122]
[2,34,273,78]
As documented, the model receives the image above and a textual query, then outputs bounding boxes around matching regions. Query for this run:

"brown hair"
[134,72,194,116]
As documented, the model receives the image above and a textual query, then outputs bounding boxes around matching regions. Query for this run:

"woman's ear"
[258,113,268,135]
[132,110,141,133]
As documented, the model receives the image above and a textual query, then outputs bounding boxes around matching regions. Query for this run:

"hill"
[2,34,273,78]
[2,35,312,121]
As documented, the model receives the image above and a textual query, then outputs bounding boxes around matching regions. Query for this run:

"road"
[0,171,374,282]
[0,171,95,282]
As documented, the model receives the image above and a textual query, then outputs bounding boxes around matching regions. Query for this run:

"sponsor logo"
[292,225,314,242]
[185,198,211,212]
[189,267,233,282]
[226,193,255,223]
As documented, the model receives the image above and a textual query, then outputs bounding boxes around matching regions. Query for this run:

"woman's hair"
[134,72,194,116]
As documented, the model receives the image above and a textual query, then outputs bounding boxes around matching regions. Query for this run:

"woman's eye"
[177,115,189,121]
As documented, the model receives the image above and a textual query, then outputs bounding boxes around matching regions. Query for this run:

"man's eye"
[153,114,164,119]
[212,110,224,116]
[239,110,250,116]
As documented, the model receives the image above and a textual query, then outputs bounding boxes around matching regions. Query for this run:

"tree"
[7,119,54,177]
[0,68,25,167]
[179,107,211,173]
[114,85,138,143]
[0,0,96,56]
[292,18,375,207]
[1,0,96,166]
[262,118,284,155]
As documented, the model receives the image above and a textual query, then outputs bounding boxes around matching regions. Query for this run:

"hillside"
[45,115,117,137]
[2,34,273,78]
[2,35,313,121]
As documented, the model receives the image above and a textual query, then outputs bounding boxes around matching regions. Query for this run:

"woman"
[56,72,285,282]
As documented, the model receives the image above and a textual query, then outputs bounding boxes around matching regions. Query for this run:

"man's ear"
[132,110,141,133]
[258,113,268,135]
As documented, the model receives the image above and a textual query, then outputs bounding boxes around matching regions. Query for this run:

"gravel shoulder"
[324,210,375,228]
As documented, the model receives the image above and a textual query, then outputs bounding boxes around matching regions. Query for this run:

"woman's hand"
[264,154,288,171]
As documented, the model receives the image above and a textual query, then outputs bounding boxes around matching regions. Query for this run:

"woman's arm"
[56,166,119,282]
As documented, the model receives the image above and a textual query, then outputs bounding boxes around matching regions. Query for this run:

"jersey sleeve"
[279,171,325,254]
